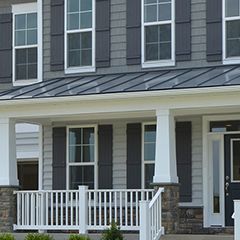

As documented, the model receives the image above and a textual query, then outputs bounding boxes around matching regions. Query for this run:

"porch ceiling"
[1,65,240,100]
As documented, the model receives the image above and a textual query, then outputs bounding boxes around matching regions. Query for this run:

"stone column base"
[152,183,180,234]
[0,186,18,232]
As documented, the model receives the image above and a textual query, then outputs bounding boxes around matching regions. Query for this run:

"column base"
[152,183,180,234]
[0,186,18,232]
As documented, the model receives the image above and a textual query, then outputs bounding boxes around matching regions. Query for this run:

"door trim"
[203,114,240,228]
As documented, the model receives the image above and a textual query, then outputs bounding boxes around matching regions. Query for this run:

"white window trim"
[66,125,98,190]
[223,0,240,64]
[64,0,96,74]
[141,0,175,69]
[12,2,42,86]
[141,122,156,189]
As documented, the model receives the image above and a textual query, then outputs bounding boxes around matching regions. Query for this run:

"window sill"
[65,66,96,75]
[142,60,175,69]
[13,79,41,87]
[223,58,240,65]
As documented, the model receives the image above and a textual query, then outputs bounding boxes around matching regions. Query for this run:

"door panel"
[224,134,240,226]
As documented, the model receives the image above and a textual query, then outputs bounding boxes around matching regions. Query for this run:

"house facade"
[0,0,240,236]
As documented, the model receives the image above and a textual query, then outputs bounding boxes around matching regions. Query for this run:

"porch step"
[13,233,234,240]
[162,235,234,240]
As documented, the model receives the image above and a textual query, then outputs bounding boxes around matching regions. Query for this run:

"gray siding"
[43,0,222,80]
[177,116,203,206]
[113,122,127,189]
[42,125,53,190]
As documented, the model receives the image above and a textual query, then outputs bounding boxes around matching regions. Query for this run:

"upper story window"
[223,0,240,63]
[12,3,42,86]
[67,126,97,189]
[142,124,156,188]
[65,0,95,74]
[142,0,175,68]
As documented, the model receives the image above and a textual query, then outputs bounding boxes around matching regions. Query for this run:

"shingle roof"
[1,65,240,100]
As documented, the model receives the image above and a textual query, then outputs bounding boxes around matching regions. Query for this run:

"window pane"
[27,29,37,45]
[212,140,220,213]
[83,128,94,144]
[16,48,27,64]
[80,0,92,11]
[16,65,27,80]
[81,49,92,66]
[144,143,156,161]
[69,51,81,67]
[80,12,92,29]
[146,25,158,43]
[226,0,239,17]
[27,13,37,28]
[68,0,79,13]
[158,3,171,21]
[81,32,92,48]
[144,125,156,142]
[145,164,154,189]
[15,30,25,46]
[69,145,81,162]
[68,13,80,30]
[145,0,157,4]
[159,24,171,41]
[69,33,81,49]
[83,146,94,162]
[159,42,171,59]
[227,20,240,57]
[232,140,240,181]
[69,166,94,189]
[69,128,82,145]
[15,14,26,30]
[28,64,37,79]
[145,5,157,22]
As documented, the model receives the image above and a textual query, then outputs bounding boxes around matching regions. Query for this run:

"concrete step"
[13,233,234,240]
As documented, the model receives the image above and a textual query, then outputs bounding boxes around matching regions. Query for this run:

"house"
[0,0,240,238]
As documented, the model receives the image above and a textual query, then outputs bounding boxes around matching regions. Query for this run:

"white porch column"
[153,109,178,184]
[0,118,18,186]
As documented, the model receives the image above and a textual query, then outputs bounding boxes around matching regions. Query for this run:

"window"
[142,0,175,68]
[223,0,240,63]
[142,124,156,188]
[67,126,97,189]
[12,3,42,85]
[65,0,95,73]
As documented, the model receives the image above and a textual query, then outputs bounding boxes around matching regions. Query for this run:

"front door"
[225,134,240,226]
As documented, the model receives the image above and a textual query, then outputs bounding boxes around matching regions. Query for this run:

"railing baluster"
[104,192,107,226]
[120,191,122,227]
[66,192,68,226]
[88,192,91,227]
[130,191,133,227]
[56,192,58,226]
[75,192,79,226]
[70,192,73,226]
[125,192,128,227]
[46,192,48,226]
[136,191,139,226]
[114,191,117,223]
[51,192,53,226]
[109,191,112,224]
[94,191,97,227]
[99,192,102,226]
[60,192,63,226]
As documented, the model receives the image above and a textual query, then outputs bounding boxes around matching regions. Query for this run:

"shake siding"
[113,122,127,189]
[42,125,53,190]
[177,116,203,206]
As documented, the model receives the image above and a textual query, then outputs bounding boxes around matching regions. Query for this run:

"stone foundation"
[0,187,18,232]
[153,183,180,234]
[178,207,234,234]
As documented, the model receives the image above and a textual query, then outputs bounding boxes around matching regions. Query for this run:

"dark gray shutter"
[126,0,141,65]
[0,14,12,83]
[175,0,191,61]
[176,122,192,202]
[98,125,113,189]
[96,0,110,68]
[127,123,141,189]
[53,127,66,190]
[51,0,64,71]
[206,0,222,61]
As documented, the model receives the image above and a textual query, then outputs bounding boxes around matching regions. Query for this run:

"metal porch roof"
[1,65,240,100]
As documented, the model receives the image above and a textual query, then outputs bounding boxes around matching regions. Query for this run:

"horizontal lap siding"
[42,125,53,190]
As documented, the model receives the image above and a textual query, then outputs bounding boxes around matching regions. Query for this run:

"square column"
[0,118,18,186]
[153,109,178,184]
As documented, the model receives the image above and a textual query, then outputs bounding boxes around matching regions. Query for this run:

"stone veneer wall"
[0,187,17,232]
[178,207,234,234]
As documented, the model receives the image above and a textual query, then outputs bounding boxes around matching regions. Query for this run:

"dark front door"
[225,134,240,226]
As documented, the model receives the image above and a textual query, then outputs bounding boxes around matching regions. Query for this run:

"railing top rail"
[14,190,79,194]
[87,189,155,193]
[149,187,164,208]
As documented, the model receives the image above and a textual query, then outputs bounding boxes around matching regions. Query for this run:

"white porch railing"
[14,187,155,234]
[233,200,240,240]
[140,188,164,240]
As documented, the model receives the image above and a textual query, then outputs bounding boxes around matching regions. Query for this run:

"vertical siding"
[177,116,203,206]
[42,125,53,190]
[112,122,127,189]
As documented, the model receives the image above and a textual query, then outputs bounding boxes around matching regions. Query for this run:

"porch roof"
[1,65,240,100]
